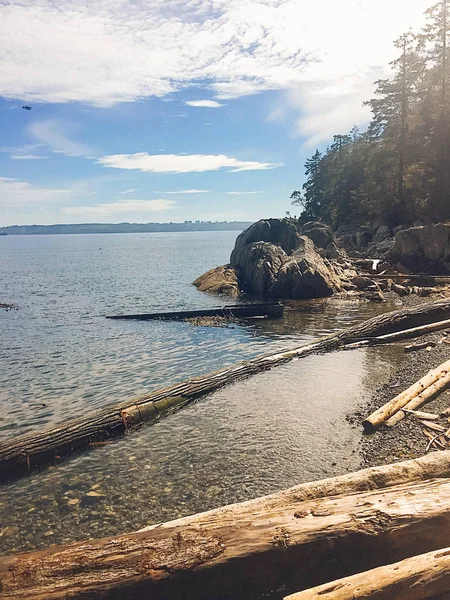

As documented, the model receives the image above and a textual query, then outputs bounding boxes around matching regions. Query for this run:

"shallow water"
[0,231,403,553]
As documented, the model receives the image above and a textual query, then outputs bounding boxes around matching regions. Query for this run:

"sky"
[0,0,432,226]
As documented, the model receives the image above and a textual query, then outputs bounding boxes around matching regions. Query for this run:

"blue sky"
[0,0,430,226]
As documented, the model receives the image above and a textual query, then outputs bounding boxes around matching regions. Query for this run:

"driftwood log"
[3,298,450,480]
[2,452,450,600]
[284,547,450,600]
[363,358,450,432]
[386,370,450,427]
[346,316,450,349]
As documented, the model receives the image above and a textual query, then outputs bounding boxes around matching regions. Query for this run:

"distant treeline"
[0,221,252,236]
[292,0,450,229]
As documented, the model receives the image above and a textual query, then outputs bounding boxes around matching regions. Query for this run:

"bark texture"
[2,453,450,599]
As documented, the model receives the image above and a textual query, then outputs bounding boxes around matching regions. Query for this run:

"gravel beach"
[350,294,450,468]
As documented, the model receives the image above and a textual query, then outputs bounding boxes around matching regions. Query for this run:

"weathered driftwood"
[345,316,450,350]
[401,408,439,420]
[404,340,437,352]
[363,358,450,432]
[284,546,450,600]
[386,370,450,427]
[2,452,450,600]
[4,298,450,480]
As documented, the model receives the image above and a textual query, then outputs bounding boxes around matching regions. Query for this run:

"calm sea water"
[0,231,403,555]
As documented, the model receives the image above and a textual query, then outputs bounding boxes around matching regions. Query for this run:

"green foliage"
[292,0,450,229]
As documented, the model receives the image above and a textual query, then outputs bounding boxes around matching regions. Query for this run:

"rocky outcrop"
[230,218,302,261]
[193,265,239,296]
[226,218,353,300]
[230,241,287,296]
[269,236,342,299]
[299,221,335,250]
[390,224,450,274]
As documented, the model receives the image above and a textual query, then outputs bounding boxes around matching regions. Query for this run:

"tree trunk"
[363,358,450,432]
[4,298,450,480]
[284,546,450,600]
[2,452,450,600]
[385,370,450,427]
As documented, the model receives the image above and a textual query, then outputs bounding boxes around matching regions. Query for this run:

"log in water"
[2,298,450,480]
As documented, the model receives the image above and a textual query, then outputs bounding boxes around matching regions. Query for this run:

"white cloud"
[121,188,138,194]
[0,177,71,207]
[29,119,93,156]
[10,154,49,160]
[0,0,431,140]
[226,190,262,195]
[185,100,224,108]
[97,153,281,173]
[155,189,210,194]
[62,199,176,216]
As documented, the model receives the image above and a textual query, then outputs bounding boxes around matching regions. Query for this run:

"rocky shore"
[350,293,450,469]
[194,217,450,471]
[194,218,450,303]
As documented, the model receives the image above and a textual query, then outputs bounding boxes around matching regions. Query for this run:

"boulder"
[195,218,351,301]
[230,218,301,264]
[390,223,450,274]
[233,242,287,296]
[193,265,239,296]
[373,225,391,243]
[300,221,335,249]
[269,236,342,299]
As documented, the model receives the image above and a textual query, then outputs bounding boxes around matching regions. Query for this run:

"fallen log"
[404,340,437,352]
[4,298,450,480]
[363,358,450,432]
[106,301,284,321]
[344,316,450,350]
[284,546,450,600]
[2,452,450,600]
[386,370,450,427]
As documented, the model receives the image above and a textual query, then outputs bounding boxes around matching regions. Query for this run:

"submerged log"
[363,358,450,432]
[284,547,450,600]
[2,452,450,600]
[4,298,450,480]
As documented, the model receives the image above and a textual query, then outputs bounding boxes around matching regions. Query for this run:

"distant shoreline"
[0,221,252,236]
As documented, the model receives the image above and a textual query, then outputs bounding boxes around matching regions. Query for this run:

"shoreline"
[350,295,450,468]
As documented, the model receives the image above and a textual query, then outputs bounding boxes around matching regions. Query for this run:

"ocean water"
[0,231,403,554]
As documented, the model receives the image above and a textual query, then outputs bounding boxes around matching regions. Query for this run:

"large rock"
[390,224,450,274]
[230,218,301,264]
[299,221,335,249]
[195,218,349,300]
[193,265,239,296]
[269,236,342,299]
[233,242,287,296]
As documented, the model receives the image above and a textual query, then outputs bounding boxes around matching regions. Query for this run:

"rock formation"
[194,218,357,300]
[193,265,239,296]
[390,223,450,274]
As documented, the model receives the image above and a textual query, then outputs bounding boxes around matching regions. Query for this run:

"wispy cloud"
[0,0,430,143]
[62,199,176,216]
[226,191,262,195]
[97,153,281,173]
[121,188,138,195]
[185,100,223,108]
[155,189,210,194]
[0,177,71,207]
[29,119,93,156]
[10,154,49,160]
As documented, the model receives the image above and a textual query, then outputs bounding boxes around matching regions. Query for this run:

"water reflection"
[0,232,405,554]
